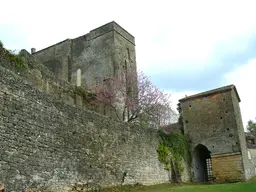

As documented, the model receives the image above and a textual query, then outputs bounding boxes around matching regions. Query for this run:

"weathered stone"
[32,21,137,119]
[0,65,176,191]
[1,21,255,192]
[179,85,256,182]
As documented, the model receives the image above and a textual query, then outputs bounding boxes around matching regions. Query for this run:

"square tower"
[32,21,137,89]
[179,85,251,182]
[32,21,138,118]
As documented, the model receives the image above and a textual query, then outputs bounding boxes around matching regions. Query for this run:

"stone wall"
[0,48,95,114]
[32,39,72,81]
[211,153,244,182]
[247,149,256,176]
[0,64,177,191]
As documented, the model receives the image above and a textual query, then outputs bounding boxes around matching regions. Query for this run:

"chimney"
[31,48,36,54]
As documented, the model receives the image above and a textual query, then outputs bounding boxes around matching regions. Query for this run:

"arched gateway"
[193,144,213,182]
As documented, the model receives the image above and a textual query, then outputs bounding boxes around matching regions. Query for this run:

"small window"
[76,69,81,87]
[248,151,252,160]
[127,48,130,59]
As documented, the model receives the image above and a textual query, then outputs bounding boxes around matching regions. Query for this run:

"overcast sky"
[1,0,256,129]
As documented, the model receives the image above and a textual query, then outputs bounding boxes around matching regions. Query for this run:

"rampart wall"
[0,64,175,191]
[0,46,193,191]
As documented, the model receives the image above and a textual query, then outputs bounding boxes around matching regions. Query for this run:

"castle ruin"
[0,21,256,191]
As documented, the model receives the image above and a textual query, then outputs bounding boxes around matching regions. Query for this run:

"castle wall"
[32,39,72,81]
[0,65,173,192]
[71,30,115,89]
[16,49,94,111]
[180,88,246,182]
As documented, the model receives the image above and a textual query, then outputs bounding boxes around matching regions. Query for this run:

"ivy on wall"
[157,130,190,181]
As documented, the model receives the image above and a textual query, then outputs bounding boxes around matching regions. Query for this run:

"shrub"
[7,50,25,69]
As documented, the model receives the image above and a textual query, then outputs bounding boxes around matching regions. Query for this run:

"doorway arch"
[193,144,213,182]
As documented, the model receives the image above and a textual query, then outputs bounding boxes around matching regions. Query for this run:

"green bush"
[157,143,173,170]
[7,50,25,69]
[0,40,25,71]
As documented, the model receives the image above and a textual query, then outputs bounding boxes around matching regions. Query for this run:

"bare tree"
[90,71,175,127]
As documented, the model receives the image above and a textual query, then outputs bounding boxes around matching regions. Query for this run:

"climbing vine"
[157,130,190,180]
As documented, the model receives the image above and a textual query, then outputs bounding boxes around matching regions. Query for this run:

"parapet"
[89,21,135,45]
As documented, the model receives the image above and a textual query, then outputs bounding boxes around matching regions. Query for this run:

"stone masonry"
[33,21,136,88]
[0,21,255,191]
[0,65,173,191]
[32,21,138,118]
[179,85,256,182]
[0,22,190,191]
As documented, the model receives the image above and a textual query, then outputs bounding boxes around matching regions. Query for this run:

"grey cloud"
[149,32,256,92]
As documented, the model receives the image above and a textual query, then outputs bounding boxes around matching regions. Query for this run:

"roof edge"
[179,85,241,103]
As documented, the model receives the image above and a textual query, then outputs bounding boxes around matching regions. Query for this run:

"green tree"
[247,118,256,134]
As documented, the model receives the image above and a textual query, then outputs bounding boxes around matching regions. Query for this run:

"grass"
[165,182,256,192]
[101,181,256,192]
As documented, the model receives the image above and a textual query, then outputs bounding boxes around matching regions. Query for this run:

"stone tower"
[179,85,252,182]
[32,21,137,116]
[33,21,136,88]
